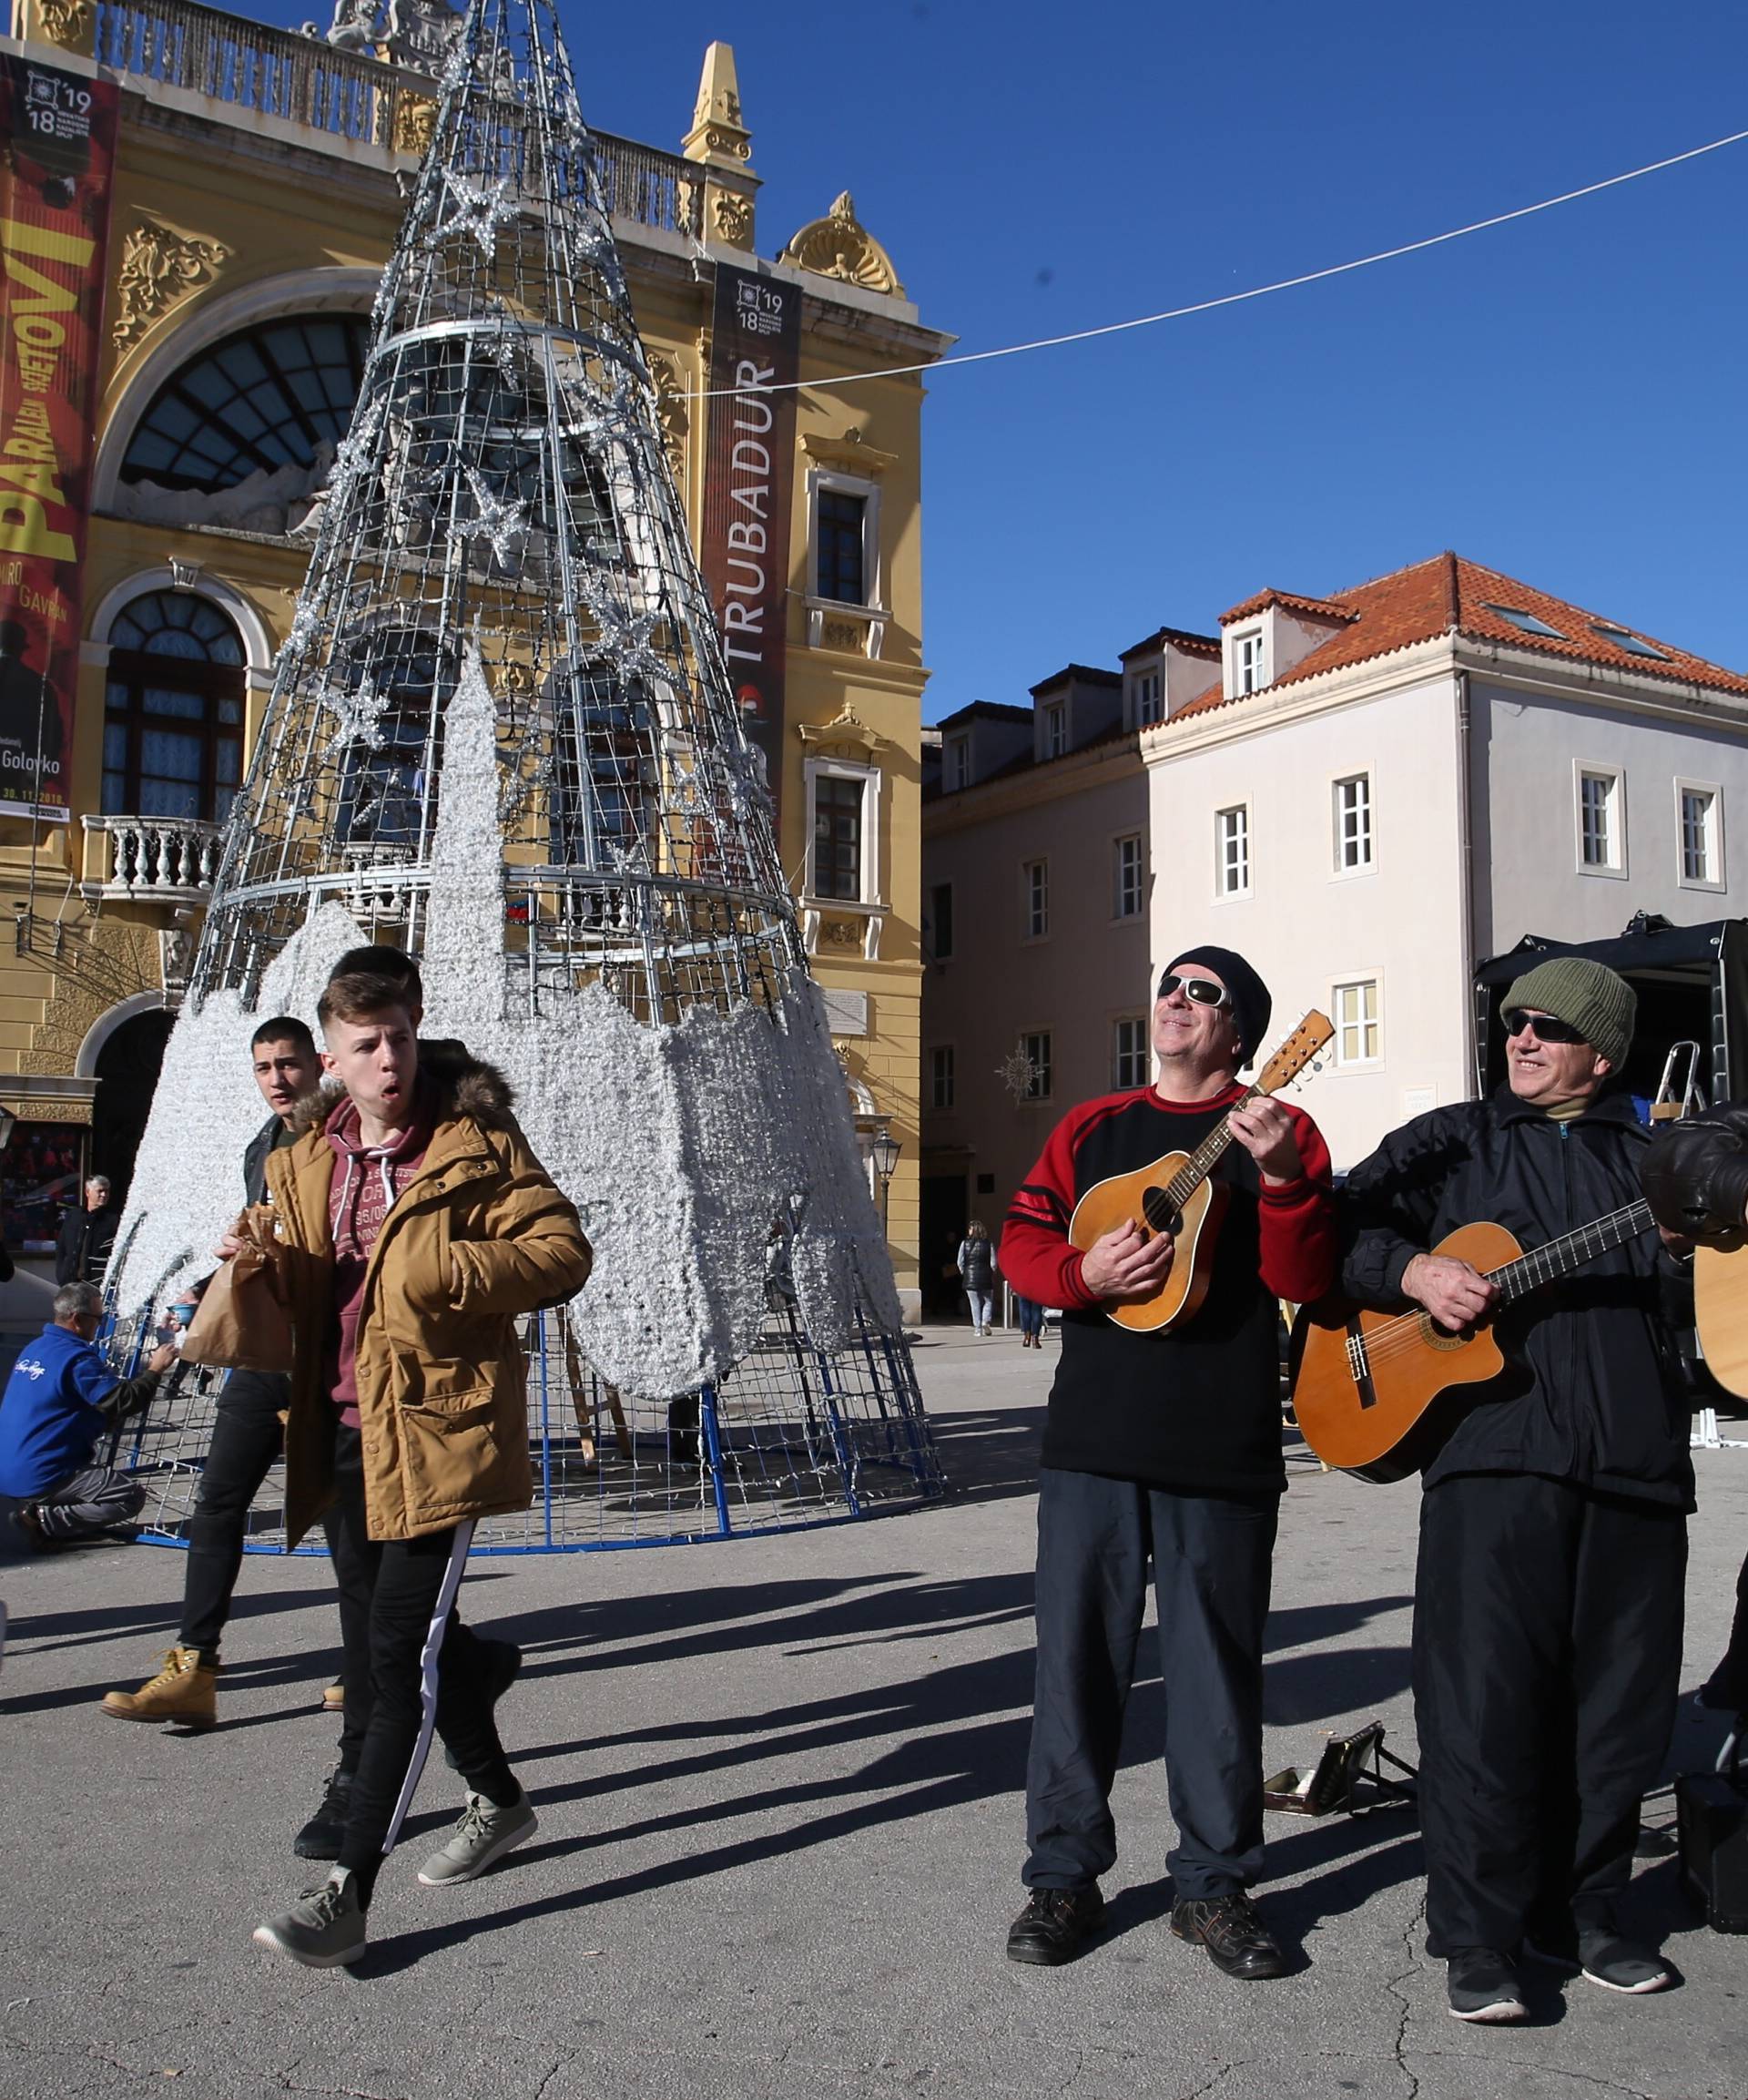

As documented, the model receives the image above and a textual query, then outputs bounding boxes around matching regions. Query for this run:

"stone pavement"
[1,1323,1744,2100]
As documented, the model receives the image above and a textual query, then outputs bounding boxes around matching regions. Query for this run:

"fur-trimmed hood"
[286,1038,517,1141]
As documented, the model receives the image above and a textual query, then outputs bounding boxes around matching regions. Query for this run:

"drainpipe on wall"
[1455,668,1478,1097]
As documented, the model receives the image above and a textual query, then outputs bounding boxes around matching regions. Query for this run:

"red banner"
[0,56,118,822]
[701,261,801,822]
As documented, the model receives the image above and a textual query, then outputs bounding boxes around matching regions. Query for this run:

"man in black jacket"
[55,1176,121,1287]
[100,1017,323,1744]
[1342,958,1691,2023]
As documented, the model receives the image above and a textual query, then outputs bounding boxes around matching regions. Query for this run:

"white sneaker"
[417,1790,537,1886]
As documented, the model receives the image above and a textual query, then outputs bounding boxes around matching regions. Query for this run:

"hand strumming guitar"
[1402,1252,1499,1333]
[1080,1218,1175,1303]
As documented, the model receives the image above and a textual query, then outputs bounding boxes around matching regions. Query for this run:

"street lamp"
[870,1123,900,1239]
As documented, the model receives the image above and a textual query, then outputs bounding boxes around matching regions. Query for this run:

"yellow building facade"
[0,1,945,1308]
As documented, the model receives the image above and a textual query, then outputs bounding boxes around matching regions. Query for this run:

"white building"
[1144,553,1748,1166]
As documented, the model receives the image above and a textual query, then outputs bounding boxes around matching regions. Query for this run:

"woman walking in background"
[1015,1293,1045,1349]
[958,1219,996,1335]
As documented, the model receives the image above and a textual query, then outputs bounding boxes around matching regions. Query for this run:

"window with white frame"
[1334,978,1381,1065]
[1113,1014,1148,1090]
[1134,669,1163,726]
[1333,772,1373,872]
[1236,629,1265,695]
[1679,782,1723,886]
[1023,857,1049,938]
[929,880,955,960]
[1043,702,1067,759]
[930,1045,955,1111]
[809,470,879,607]
[947,735,970,790]
[1113,833,1143,918]
[1021,1030,1052,1101]
[1215,804,1250,897]
[1576,765,1623,872]
[805,758,879,902]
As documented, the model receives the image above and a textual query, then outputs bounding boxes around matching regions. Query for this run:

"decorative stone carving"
[778,193,903,299]
[683,42,755,170]
[711,190,753,247]
[822,619,863,654]
[391,92,440,156]
[798,699,884,757]
[37,0,94,47]
[112,221,230,352]
[646,353,690,486]
[159,926,196,998]
[385,0,463,71]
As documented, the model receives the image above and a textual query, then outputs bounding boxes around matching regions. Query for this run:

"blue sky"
[271,0,1748,719]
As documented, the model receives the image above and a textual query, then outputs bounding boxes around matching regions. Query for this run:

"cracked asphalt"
[3,1325,1745,2100]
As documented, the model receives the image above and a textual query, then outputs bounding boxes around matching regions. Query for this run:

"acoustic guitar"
[1694,1241,1748,1398]
[1291,1199,1656,1481]
[1066,1011,1333,1335]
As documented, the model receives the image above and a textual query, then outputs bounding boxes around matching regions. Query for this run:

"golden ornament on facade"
[777,192,904,299]
[391,92,439,158]
[112,220,231,352]
[711,190,753,246]
[646,352,690,486]
[36,0,94,47]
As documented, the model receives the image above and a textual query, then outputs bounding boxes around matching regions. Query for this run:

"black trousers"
[178,1371,290,1660]
[1413,1473,1687,1957]
[325,1426,517,1904]
[1023,1465,1279,1901]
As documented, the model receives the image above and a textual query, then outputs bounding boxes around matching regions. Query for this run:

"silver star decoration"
[998,1049,1041,1103]
[438,172,520,255]
[462,467,528,565]
[317,672,388,754]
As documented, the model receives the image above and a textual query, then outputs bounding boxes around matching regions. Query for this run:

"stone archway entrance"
[92,1009,176,1209]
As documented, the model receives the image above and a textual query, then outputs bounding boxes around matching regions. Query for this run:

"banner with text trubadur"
[0,55,118,822]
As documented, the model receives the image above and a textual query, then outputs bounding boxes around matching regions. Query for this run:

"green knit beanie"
[1501,957,1636,1071]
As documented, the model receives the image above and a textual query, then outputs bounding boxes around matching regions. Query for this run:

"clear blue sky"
[269,0,1748,719]
[543,0,1746,721]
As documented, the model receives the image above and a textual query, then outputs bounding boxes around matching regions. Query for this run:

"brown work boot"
[100,1646,218,1729]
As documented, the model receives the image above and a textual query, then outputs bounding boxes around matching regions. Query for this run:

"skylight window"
[1482,602,1567,640]
[1591,623,1672,661]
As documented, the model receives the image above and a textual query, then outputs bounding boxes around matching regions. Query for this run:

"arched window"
[102,591,247,821]
[119,317,369,494]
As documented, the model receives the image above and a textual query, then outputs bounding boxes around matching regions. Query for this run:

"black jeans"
[1414,1473,1687,1957]
[178,1371,290,1660]
[325,1425,517,1904]
[1022,1465,1279,1901]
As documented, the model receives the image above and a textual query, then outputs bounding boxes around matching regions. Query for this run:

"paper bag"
[181,1205,294,1373]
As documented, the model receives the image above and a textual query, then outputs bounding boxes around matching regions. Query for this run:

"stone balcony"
[80,814,226,904]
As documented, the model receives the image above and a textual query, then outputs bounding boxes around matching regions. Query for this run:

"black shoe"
[1526,1915,1674,1995]
[1170,1893,1286,1981]
[1445,1947,1527,2023]
[444,1637,523,1772]
[1005,1886,1105,1966]
[293,1766,353,1860]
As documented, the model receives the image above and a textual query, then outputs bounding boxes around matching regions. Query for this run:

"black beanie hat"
[1160,945,1272,1069]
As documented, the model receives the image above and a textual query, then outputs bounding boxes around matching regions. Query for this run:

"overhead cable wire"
[686,127,1748,401]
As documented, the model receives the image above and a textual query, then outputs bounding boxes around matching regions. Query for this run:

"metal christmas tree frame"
[108,0,941,1550]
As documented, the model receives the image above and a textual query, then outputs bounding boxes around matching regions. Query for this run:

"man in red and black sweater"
[999,945,1336,1978]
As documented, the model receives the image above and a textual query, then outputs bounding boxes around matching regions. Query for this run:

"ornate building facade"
[0,1,945,1307]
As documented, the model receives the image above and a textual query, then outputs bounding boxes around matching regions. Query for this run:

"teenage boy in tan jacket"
[252,967,591,1968]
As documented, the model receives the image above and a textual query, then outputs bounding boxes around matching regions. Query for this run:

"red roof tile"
[1172,553,1748,722]
[1219,587,1357,627]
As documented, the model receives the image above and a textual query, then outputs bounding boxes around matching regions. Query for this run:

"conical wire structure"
[107,0,942,1550]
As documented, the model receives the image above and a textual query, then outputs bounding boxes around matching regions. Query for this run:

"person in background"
[1013,1291,1045,1350]
[958,1219,996,1336]
[0,1282,174,1545]
[56,1175,121,1288]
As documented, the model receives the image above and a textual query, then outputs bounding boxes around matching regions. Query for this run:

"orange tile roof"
[1173,552,1748,721]
[1219,587,1357,627]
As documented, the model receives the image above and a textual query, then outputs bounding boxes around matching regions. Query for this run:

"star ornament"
[437,172,521,255]
[462,466,528,565]
[997,1049,1040,1104]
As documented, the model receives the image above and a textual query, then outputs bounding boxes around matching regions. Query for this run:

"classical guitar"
[1694,1241,1748,1399]
[1291,1199,1656,1482]
[1066,1011,1333,1336]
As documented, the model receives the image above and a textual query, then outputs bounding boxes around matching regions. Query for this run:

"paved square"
[3,1327,1743,2100]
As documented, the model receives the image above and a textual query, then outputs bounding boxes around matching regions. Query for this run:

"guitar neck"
[1164,1085,1262,1209]
[1486,1199,1656,1304]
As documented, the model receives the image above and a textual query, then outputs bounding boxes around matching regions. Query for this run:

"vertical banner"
[701,261,800,822]
[0,56,118,823]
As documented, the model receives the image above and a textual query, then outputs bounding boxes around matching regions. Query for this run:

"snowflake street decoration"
[999,1049,1041,1103]
[111,0,941,1556]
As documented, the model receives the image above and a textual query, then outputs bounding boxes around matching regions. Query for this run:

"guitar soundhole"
[1141,1187,1181,1237]
[1416,1311,1469,1353]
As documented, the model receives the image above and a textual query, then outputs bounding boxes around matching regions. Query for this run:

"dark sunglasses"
[1159,974,1231,1010]
[1503,1008,1588,1046]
